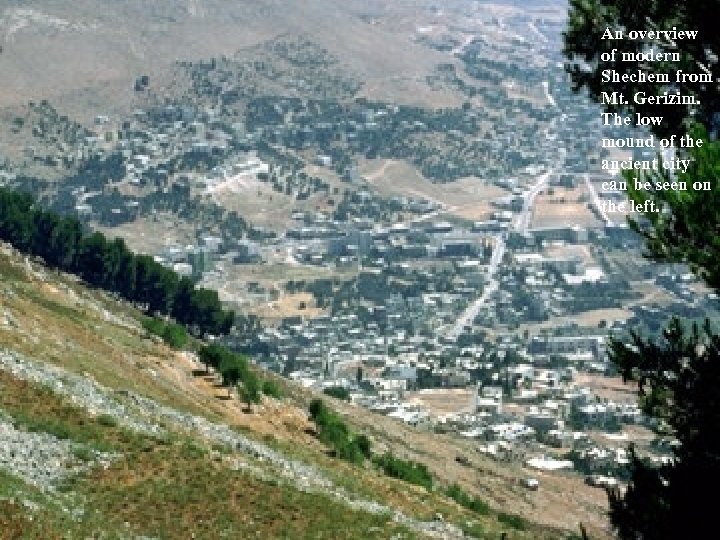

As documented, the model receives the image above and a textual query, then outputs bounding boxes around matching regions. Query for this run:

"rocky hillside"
[0,242,603,538]
[0,242,610,538]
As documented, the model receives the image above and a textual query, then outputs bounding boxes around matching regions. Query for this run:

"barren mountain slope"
[0,0,464,119]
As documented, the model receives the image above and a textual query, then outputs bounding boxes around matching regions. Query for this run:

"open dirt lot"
[406,388,474,417]
[361,159,508,220]
[531,184,603,229]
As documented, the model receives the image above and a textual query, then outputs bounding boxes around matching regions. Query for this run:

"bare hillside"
[0,0,463,120]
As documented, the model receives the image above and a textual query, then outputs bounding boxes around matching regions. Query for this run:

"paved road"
[443,92,568,339]
[443,160,554,339]
[515,168,553,234]
[445,234,506,339]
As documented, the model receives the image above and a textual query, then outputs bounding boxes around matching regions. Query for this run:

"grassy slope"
[0,372,410,540]
[0,245,593,539]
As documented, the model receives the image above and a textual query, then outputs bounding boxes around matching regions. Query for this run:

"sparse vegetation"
[0,241,571,539]
[308,398,371,464]
[238,370,262,406]
[261,378,284,399]
[498,511,529,531]
[198,343,274,404]
[142,317,189,349]
[373,452,433,491]
[445,483,490,515]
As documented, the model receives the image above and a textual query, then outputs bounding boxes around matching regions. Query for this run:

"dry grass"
[250,292,326,320]
[76,447,410,540]
[406,389,475,417]
[95,214,198,255]
[361,159,508,213]
[531,185,603,229]
[0,372,411,540]
[328,397,614,539]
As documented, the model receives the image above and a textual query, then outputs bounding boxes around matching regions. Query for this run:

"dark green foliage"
[308,399,370,465]
[96,415,118,428]
[497,512,527,531]
[624,128,720,291]
[0,188,234,337]
[261,379,283,399]
[564,0,720,137]
[372,452,433,490]
[444,484,490,515]
[238,371,262,406]
[322,386,351,401]
[197,343,269,404]
[197,343,228,372]
[161,323,189,349]
[308,398,326,420]
[142,318,189,349]
[219,354,249,389]
[355,434,372,460]
[308,400,439,489]
[608,319,720,539]
[133,255,178,316]
[141,317,166,336]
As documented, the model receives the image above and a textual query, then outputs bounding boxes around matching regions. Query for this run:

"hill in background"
[0,0,473,121]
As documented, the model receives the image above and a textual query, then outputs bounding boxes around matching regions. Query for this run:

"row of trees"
[198,344,282,405]
[142,317,190,349]
[307,398,524,525]
[0,188,234,337]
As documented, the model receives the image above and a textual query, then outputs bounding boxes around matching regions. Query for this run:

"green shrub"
[445,483,490,515]
[238,371,262,405]
[96,414,118,428]
[373,453,433,490]
[17,417,71,440]
[198,343,229,371]
[497,512,528,531]
[355,434,372,460]
[309,398,327,420]
[142,317,165,336]
[261,379,284,399]
[72,446,95,462]
[161,323,188,349]
[317,419,348,446]
[308,399,369,465]
[334,439,365,464]
[220,354,250,388]
[141,317,188,349]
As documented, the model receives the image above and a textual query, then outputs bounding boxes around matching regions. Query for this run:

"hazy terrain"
[0,0,492,119]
